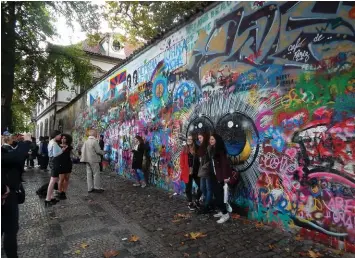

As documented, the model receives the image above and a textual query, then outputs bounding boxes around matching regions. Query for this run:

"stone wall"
[60,1,355,247]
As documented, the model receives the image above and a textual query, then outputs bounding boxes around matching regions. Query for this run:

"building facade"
[34,34,131,138]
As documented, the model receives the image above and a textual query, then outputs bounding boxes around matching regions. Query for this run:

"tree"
[1,1,101,133]
[104,1,211,45]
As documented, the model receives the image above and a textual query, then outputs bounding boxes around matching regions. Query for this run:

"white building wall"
[36,109,55,138]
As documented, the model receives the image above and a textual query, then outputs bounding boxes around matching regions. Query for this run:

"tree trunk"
[1,2,16,133]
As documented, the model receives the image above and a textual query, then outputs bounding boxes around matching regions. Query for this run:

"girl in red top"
[180,135,201,211]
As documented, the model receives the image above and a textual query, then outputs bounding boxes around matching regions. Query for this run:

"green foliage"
[11,89,36,133]
[104,1,208,44]
[1,1,101,131]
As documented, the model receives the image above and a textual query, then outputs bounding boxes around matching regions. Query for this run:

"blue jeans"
[200,177,212,208]
[135,169,145,182]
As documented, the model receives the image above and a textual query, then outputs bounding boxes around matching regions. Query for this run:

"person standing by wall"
[132,135,146,188]
[37,136,44,168]
[26,137,38,169]
[40,136,49,171]
[197,132,212,214]
[99,134,104,172]
[208,133,232,224]
[45,130,65,207]
[80,130,106,193]
[58,134,74,200]
[180,134,201,211]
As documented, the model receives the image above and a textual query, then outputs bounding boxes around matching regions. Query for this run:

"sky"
[52,15,111,46]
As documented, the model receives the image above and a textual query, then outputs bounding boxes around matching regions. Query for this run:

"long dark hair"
[210,133,227,155]
[61,134,73,146]
[197,131,210,157]
[135,135,144,145]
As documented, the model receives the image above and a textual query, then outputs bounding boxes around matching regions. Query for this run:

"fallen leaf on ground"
[269,244,276,249]
[181,242,184,245]
[175,213,191,219]
[255,222,264,228]
[231,213,240,220]
[197,252,203,257]
[172,219,181,223]
[73,250,81,255]
[332,250,343,255]
[308,250,322,258]
[129,235,140,242]
[183,253,190,257]
[185,232,207,240]
[80,243,89,249]
[103,250,120,258]
[295,235,304,241]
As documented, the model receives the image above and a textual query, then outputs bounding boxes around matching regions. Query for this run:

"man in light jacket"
[80,130,106,193]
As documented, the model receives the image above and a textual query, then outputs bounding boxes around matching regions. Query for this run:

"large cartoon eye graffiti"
[216,112,260,172]
[186,115,214,137]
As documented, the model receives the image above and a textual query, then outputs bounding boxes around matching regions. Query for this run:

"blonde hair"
[88,130,96,137]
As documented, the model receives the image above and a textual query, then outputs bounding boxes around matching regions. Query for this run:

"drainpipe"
[53,89,58,132]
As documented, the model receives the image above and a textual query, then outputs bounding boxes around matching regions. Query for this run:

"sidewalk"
[6,164,352,258]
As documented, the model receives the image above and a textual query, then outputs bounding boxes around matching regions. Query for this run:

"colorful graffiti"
[68,1,355,245]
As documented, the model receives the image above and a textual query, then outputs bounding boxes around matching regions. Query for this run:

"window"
[112,39,121,51]
[44,118,49,137]
[40,122,43,137]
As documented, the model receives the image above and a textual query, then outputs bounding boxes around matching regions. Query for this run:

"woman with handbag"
[208,133,232,224]
[180,135,201,211]
[197,132,213,214]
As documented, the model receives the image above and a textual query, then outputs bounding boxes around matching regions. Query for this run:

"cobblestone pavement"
[4,164,353,258]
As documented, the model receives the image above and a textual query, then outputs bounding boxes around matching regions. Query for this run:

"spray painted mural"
[71,1,355,246]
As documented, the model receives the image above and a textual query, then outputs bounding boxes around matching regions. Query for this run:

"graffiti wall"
[70,1,355,245]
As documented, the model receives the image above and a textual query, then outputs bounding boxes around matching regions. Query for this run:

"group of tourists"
[1,130,77,257]
[1,128,235,257]
[129,130,235,224]
[180,132,235,224]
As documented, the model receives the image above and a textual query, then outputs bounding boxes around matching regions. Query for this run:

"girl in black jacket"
[132,135,146,188]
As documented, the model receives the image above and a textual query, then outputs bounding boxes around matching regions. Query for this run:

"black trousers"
[99,156,103,172]
[1,192,19,258]
[26,157,34,168]
[40,156,49,169]
[213,179,228,214]
[185,173,202,203]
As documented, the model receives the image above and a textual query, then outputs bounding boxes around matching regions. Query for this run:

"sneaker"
[141,183,147,188]
[88,189,95,193]
[188,203,196,211]
[213,212,223,218]
[217,213,230,224]
[133,183,141,187]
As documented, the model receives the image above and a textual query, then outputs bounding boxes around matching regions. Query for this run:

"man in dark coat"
[2,133,31,258]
